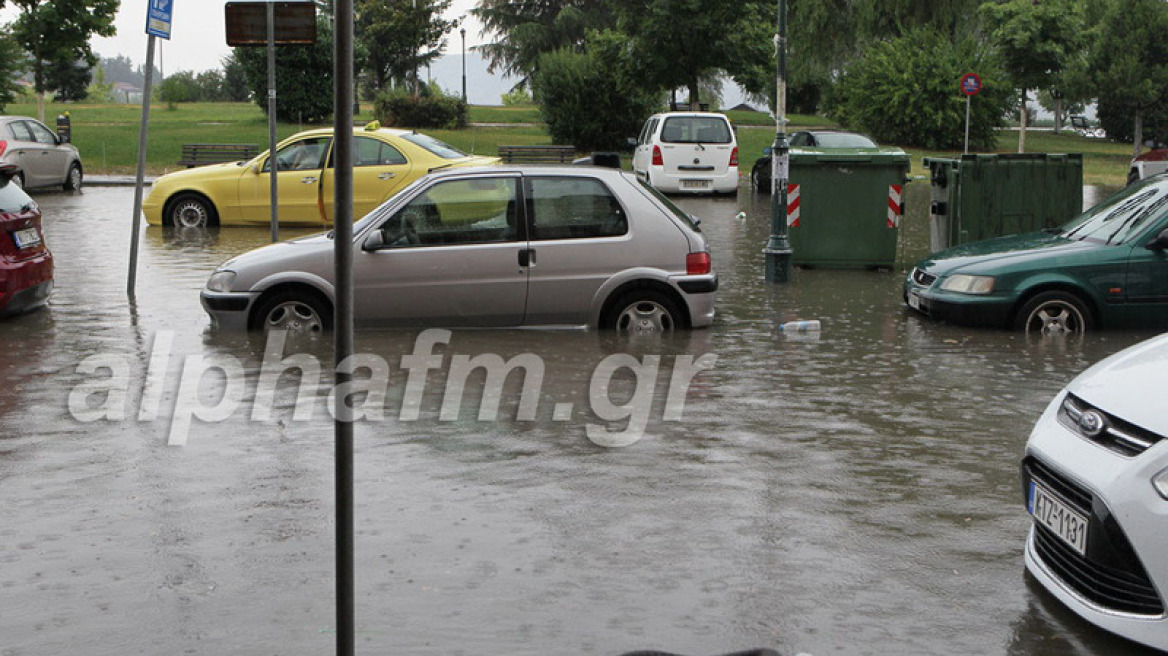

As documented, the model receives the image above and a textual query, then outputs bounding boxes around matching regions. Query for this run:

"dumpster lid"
[791,147,910,164]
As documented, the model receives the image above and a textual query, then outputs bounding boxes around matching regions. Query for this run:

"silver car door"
[354,175,529,327]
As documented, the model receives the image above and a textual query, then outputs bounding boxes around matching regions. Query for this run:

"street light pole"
[460,27,467,104]
[763,0,793,282]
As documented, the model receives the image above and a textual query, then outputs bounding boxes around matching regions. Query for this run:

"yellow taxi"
[142,122,500,227]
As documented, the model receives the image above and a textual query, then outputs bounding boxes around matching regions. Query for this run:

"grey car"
[201,166,717,335]
[0,116,83,191]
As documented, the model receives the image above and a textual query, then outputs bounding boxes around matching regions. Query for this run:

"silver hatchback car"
[0,116,83,191]
[201,166,717,335]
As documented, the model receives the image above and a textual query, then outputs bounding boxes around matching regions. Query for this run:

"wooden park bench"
[498,144,577,164]
[178,143,260,168]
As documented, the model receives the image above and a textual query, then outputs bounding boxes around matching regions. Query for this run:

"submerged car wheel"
[168,193,217,228]
[63,162,82,191]
[604,289,683,336]
[751,161,770,193]
[253,290,332,335]
[1014,291,1093,335]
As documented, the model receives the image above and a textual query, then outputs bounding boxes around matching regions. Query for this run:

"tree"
[616,0,772,108]
[356,0,454,94]
[534,30,661,151]
[158,71,200,104]
[980,0,1084,152]
[0,31,25,111]
[221,53,251,102]
[234,16,335,123]
[1075,0,1168,158]
[5,0,118,120]
[44,58,90,101]
[827,29,1011,150]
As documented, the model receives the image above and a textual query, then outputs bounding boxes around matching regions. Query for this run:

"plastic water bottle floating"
[779,319,821,332]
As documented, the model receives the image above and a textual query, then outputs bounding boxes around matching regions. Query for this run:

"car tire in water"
[63,162,82,191]
[602,288,684,336]
[751,161,770,193]
[168,193,217,228]
[251,289,332,335]
[1013,290,1093,335]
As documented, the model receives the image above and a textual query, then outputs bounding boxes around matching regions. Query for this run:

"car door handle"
[301,176,318,184]
[518,248,536,267]
[378,172,395,180]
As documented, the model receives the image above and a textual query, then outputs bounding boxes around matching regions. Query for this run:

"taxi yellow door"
[321,135,413,222]
[240,136,331,225]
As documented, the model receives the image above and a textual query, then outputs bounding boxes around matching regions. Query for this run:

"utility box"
[786,148,911,269]
[924,153,1083,253]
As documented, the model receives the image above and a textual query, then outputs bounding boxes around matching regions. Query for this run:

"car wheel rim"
[265,301,323,334]
[1026,301,1085,335]
[69,167,81,189]
[615,300,674,336]
[174,201,208,228]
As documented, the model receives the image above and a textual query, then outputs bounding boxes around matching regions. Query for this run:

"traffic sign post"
[130,1,174,297]
[960,73,981,155]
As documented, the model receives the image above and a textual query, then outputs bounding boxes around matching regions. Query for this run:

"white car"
[1129,148,1168,185]
[1023,332,1168,650]
[631,112,738,195]
[0,115,83,191]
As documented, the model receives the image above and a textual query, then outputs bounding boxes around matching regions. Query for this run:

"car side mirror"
[1146,227,1168,251]
[626,137,638,147]
[362,231,386,251]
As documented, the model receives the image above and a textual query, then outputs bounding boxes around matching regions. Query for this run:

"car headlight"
[206,270,236,293]
[940,274,995,294]
[1153,468,1168,500]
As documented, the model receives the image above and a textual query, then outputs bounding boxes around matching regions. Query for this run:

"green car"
[904,176,1168,334]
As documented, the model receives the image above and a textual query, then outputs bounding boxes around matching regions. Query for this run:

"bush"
[373,86,467,129]
[534,30,662,152]
[501,88,532,106]
[234,16,334,123]
[826,29,1011,150]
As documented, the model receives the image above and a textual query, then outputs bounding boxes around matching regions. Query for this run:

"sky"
[1,0,486,75]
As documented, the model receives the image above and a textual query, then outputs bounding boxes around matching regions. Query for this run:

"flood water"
[1,183,1162,656]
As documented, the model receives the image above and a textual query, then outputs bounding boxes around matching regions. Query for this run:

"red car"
[0,164,52,315]
[1130,148,1168,185]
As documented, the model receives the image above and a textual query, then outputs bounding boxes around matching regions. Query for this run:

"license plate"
[1029,481,1088,556]
[12,227,40,249]
[908,292,921,311]
[682,180,710,189]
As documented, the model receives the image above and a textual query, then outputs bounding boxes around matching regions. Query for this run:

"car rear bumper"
[645,168,739,194]
[676,274,717,328]
[0,255,53,316]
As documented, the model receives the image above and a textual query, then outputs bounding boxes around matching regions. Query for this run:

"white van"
[632,112,738,194]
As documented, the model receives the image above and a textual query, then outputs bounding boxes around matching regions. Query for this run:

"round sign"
[960,73,982,97]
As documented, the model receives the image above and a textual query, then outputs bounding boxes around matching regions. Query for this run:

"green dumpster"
[924,153,1083,252]
[786,148,911,268]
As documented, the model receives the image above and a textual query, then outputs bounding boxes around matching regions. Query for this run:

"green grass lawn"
[4,100,1136,185]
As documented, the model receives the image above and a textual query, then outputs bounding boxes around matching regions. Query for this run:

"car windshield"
[814,132,877,148]
[1061,181,1168,245]
[660,117,732,144]
[399,132,468,159]
[636,178,701,231]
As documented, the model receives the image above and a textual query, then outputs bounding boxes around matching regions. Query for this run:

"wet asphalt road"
[0,182,1164,656]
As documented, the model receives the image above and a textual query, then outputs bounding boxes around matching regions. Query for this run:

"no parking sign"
[960,73,982,97]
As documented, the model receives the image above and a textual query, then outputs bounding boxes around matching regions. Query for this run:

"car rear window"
[660,117,732,144]
[0,179,34,213]
[636,178,701,231]
[400,132,468,159]
[814,133,877,148]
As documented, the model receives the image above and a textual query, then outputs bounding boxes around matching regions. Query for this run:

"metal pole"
[267,1,279,243]
[333,0,356,653]
[964,95,971,154]
[128,35,156,297]
[763,0,792,283]
[460,27,467,104]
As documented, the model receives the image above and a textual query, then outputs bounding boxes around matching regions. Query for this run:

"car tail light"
[652,145,663,166]
[729,147,738,167]
[0,141,6,158]
[686,252,711,275]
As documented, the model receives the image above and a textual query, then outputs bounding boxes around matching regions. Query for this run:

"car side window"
[8,121,34,142]
[379,177,519,247]
[264,137,330,172]
[789,132,810,147]
[527,176,627,240]
[352,137,407,167]
[27,121,57,145]
[638,119,656,146]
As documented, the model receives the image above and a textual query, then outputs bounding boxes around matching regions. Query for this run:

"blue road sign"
[147,0,174,39]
